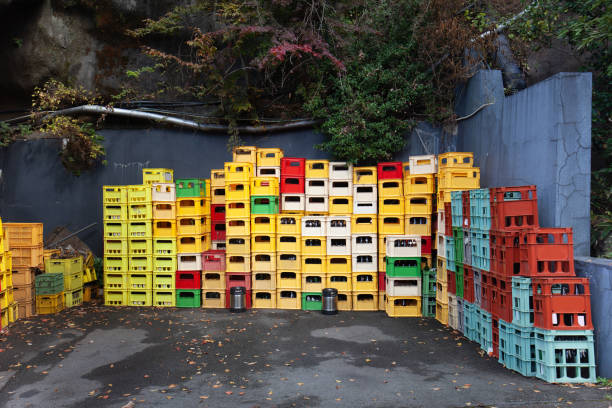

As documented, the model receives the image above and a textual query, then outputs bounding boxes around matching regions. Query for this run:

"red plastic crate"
[202,250,226,272]
[490,230,522,278]
[490,274,512,322]
[532,277,593,330]
[490,186,539,230]
[462,191,470,228]
[176,270,202,289]
[281,158,306,177]
[377,162,402,179]
[211,204,226,222]
[480,271,493,313]
[463,265,475,303]
[492,318,500,358]
[447,271,456,295]
[378,272,386,291]
[225,288,252,309]
[420,236,432,255]
[211,221,226,241]
[280,176,305,194]
[225,272,252,290]
[444,203,452,236]
[519,227,575,277]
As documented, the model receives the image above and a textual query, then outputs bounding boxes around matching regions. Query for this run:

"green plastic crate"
[176,289,202,308]
[422,268,436,296]
[35,273,65,295]
[421,295,436,317]
[455,263,464,298]
[250,196,279,214]
[385,257,421,277]
[176,179,206,198]
[301,292,322,311]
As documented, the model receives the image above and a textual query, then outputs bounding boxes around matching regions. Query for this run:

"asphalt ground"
[0,303,610,408]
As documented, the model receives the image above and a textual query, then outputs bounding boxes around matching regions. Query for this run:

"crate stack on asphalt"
[45,256,83,309]
[251,148,283,309]
[3,222,42,320]
[202,168,227,308]
[403,155,437,317]
[224,147,257,309]
[103,185,129,306]
[34,272,64,314]
[384,235,422,317]
[1,219,18,328]
[151,177,177,307]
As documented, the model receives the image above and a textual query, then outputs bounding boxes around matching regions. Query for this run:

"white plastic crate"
[257,166,281,180]
[436,233,446,258]
[177,253,202,271]
[408,155,437,174]
[326,236,351,255]
[352,253,378,272]
[353,200,377,214]
[326,216,351,237]
[281,193,305,212]
[437,210,446,234]
[385,235,421,257]
[329,162,353,180]
[305,178,329,196]
[301,216,327,236]
[152,183,176,202]
[211,241,226,250]
[385,276,422,297]
[305,196,328,213]
[329,180,352,196]
[353,185,377,202]
[351,234,377,254]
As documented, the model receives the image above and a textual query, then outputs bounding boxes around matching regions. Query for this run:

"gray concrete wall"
[575,256,612,378]
[456,71,592,256]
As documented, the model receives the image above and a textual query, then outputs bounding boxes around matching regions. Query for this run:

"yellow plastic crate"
[379,291,387,311]
[232,145,257,163]
[224,162,254,182]
[276,290,301,309]
[251,177,279,196]
[276,271,301,289]
[276,234,300,252]
[103,186,127,205]
[103,204,127,221]
[128,203,153,220]
[404,194,433,215]
[251,252,276,272]
[225,182,250,201]
[378,254,386,273]
[36,293,64,314]
[225,255,250,273]
[301,256,326,274]
[300,237,326,256]
[256,148,283,167]
[301,273,325,292]
[177,216,208,235]
[128,273,153,290]
[437,168,480,190]
[226,217,250,236]
[352,272,378,292]
[202,272,225,290]
[276,253,301,270]
[177,198,207,216]
[104,290,127,306]
[128,255,153,272]
[152,220,175,238]
[202,290,225,308]
[153,202,176,219]
[326,273,351,291]
[328,196,352,215]
[277,214,302,235]
[378,216,405,235]
[45,257,83,275]
[128,221,153,238]
[153,238,176,256]
[402,162,411,179]
[177,234,209,253]
[251,234,276,252]
[64,288,83,308]
[104,272,127,290]
[211,187,226,205]
[8,301,18,323]
[226,200,250,218]
[104,239,128,256]
[352,291,378,311]
[153,290,176,307]
[404,215,431,236]
[210,169,226,187]
[252,290,277,309]
[0,289,8,309]
[64,272,83,291]
[128,238,152,255]
[226,235,250,254]
[153,256,177,273]
[104,221,128,239]
[435,301,449,325]
[104,256,128,273]
[353,166,377,184]
[326,256,351,274]
[438,152,474,169]
[142,168,173,184]
[403,174,435,194]
[153,272,175,290]
[337,291,352,311]
[351,215,377,234]
[378,179,403,197]
[379,197,405,215]
[252,272,276,290]
[251,215,277,234]
[127,185,152,203]
[127,290,152,306]
[305,160,329,178]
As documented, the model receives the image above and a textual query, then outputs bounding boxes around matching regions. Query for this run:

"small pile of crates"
[45,256,84,309]
[34,273,64,314]
[384,235,423,317]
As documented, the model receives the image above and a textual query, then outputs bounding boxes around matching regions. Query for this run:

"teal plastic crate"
[509,323,536,377]
[301,292,322,311]
[511,276,533,327]
[386,257,421,277]
[498,319,514,368]
[422,295,436,317]
[250,196,279,214]
[444,236,455,262]
[533,328,596,383]
[455,263,464,299]
[35,273,65,295]
[422,268,436,296]
[451,191,463,228]
[469,189,491,230]
[176,289,202,307]
[463,301,478,342]
[176,179,206,198]
[476,307,493,354]
[471,229,490,271]
[456,298,465,333]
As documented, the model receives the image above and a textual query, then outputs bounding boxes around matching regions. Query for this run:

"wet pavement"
[0,303,609,408]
